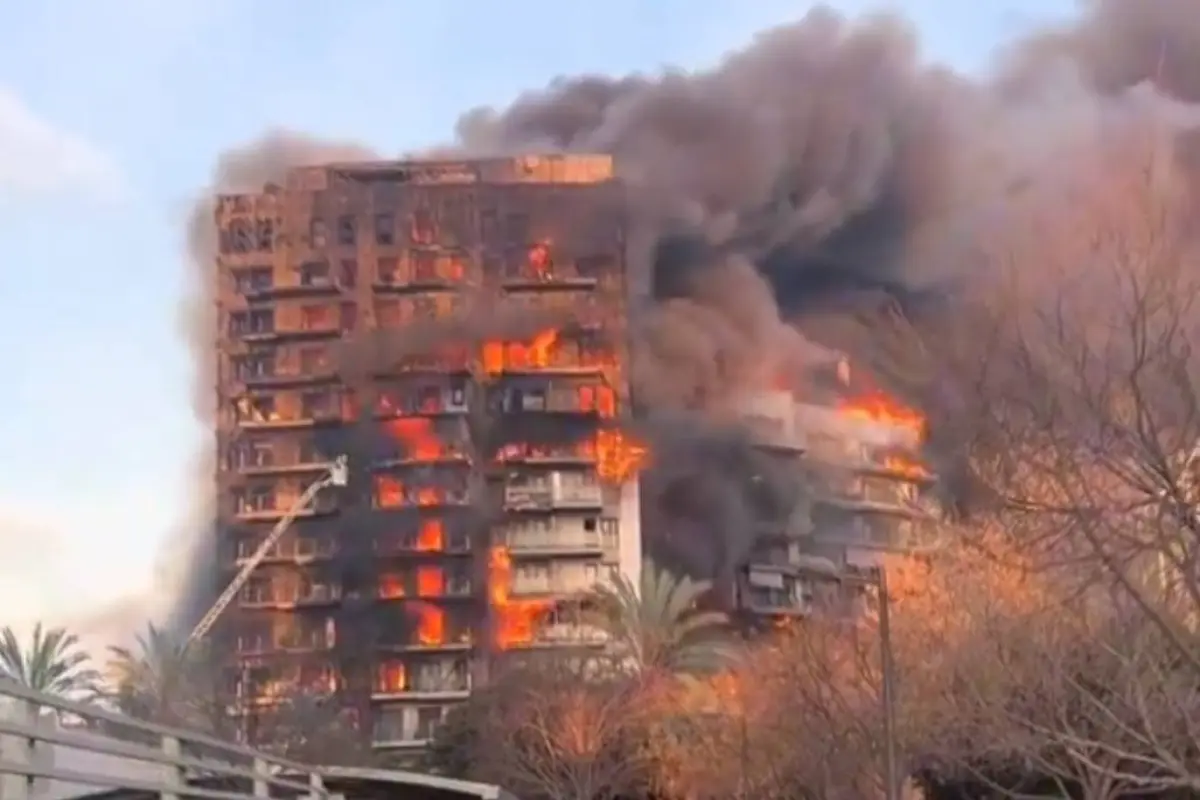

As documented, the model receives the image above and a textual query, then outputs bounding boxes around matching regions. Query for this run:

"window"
[377,256,399,284]
[300,305,334,330]
[300,261,330,287]
[298,439,325,464]
[414,706,445,739]
[503,212,529,245]
[234,395,275,423]
[339,259,358,288]
[337,215,356,246]
[300,390,334,418]
[223,219,254,254]
[242,577,272,604]
[229,309,274,336]
[339,302,358,332]
[310,218,327,248]
[255,219,275,252]
[584,517,597,533]
[410,208,435,245]
[233,266,273,294]
[298,345,329,373]
[375,299,402,328]
[233,352,275,380]
[232,439,273,469]
[236,624,271,653]
[412,297,437,320]
[236,486,274,514]
[375,213,395,245]
[412,251,436,282]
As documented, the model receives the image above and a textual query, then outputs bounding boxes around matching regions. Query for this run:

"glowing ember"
[409,601,446,646]
[417,565,445,597]
[377,661,405,693]
[488,545,552,649]
[379,573,405,599]
[416,519,445,551]
[375,475,405,508]
[528,241,552,278]
[415,487,440,506]
[577,384,617,417]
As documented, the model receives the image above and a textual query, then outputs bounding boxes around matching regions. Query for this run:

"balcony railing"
[0,680,338,800]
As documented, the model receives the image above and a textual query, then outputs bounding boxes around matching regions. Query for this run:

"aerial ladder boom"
[186,455,349,647]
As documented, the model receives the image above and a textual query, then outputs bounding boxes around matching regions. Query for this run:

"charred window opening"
[230,439,273,469]
[223,219,254,254]
[300,304,335,331]
[339,258,358,288]
[228,308,274,336]
[234,394,276,423]
[298,344,331,373]
[576,255,613,277]
[236,622,271,653]
[410,207,436,245]
[375,299,402,328]
[310,218,327,248]
[377,256,399,284]
[299,261,330,287]
[479,207,500,243]
[299,438,327,464]
[233,351,276,380]
[242,576,272,604]
[337,215,356,246]
[375,213,396,246]
[233,266,273,294]
[300,389,336,418]
[235,485,274,514]
[412,296,437,321]
[255,219,275,252]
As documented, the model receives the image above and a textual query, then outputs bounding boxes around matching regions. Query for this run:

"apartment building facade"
[212,155,642,755]
[733,376,938,618]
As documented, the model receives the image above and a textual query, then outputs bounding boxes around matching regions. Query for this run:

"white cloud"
[0,87,127,204]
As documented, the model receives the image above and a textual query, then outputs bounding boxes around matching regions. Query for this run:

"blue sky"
[0,0,1075,640]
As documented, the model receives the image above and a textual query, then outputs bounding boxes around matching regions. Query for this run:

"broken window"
[255,219,275,252]
[233,266,273,294]
[339,259,358,288]
[299,261,330,287]
[377,256,399,284]
[375,213,396,246]
[309,218,328,248]
[337,215,356,246]
[300,305,334,331]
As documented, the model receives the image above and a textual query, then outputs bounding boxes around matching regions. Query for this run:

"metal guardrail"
[0,680,339,800]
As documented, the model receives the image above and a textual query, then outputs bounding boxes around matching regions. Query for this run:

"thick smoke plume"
[161,0,1200,615]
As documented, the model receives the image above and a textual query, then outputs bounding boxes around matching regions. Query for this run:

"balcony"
[371,704,454,750]
[500,519,603,556]
[234,453,336,478]
[238,582,341,610]
[232,491,338,522]
[233,390,352,430]
[228,262,345,300]
[233,535,335,566]
[372,660,471,701]
[503,473,603,511]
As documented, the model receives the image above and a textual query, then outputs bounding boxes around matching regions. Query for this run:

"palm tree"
[585,560,736,675]
[0,623,102,698]
[107,623,227,734]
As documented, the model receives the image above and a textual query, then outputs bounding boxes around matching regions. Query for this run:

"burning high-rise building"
[732,360,938,620]
[212,154,643,754]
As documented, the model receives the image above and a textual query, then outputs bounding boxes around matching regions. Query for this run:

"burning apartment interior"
[214,154,648,752]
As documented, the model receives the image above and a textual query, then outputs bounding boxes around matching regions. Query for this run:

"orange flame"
[528,241,552,279]
[488,545,552,649]
[375,475,405,508]
[416,519,445,551]
[578,384,617,417]
[580,428,650,484]
[417,565,445,597]
[409,601,446,646]
[838,390,925,437]
[481,328,560,376]
[386,416,447,461]
[377,661,405,693]
[379,573,406,599]
[884,455,930,480]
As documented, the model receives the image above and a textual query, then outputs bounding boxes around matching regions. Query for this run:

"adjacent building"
[733,365,939,619]
[212,155,643,755]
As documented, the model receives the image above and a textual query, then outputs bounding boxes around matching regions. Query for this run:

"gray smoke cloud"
[155,0,1200,614]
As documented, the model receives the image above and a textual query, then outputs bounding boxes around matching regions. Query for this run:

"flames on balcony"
[487,546,552,649]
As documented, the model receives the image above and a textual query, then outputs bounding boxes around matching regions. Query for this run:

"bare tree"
[253,690,375,766]
[428,650,653,800]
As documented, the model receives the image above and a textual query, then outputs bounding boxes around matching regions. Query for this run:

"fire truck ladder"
[186,455,349,646]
